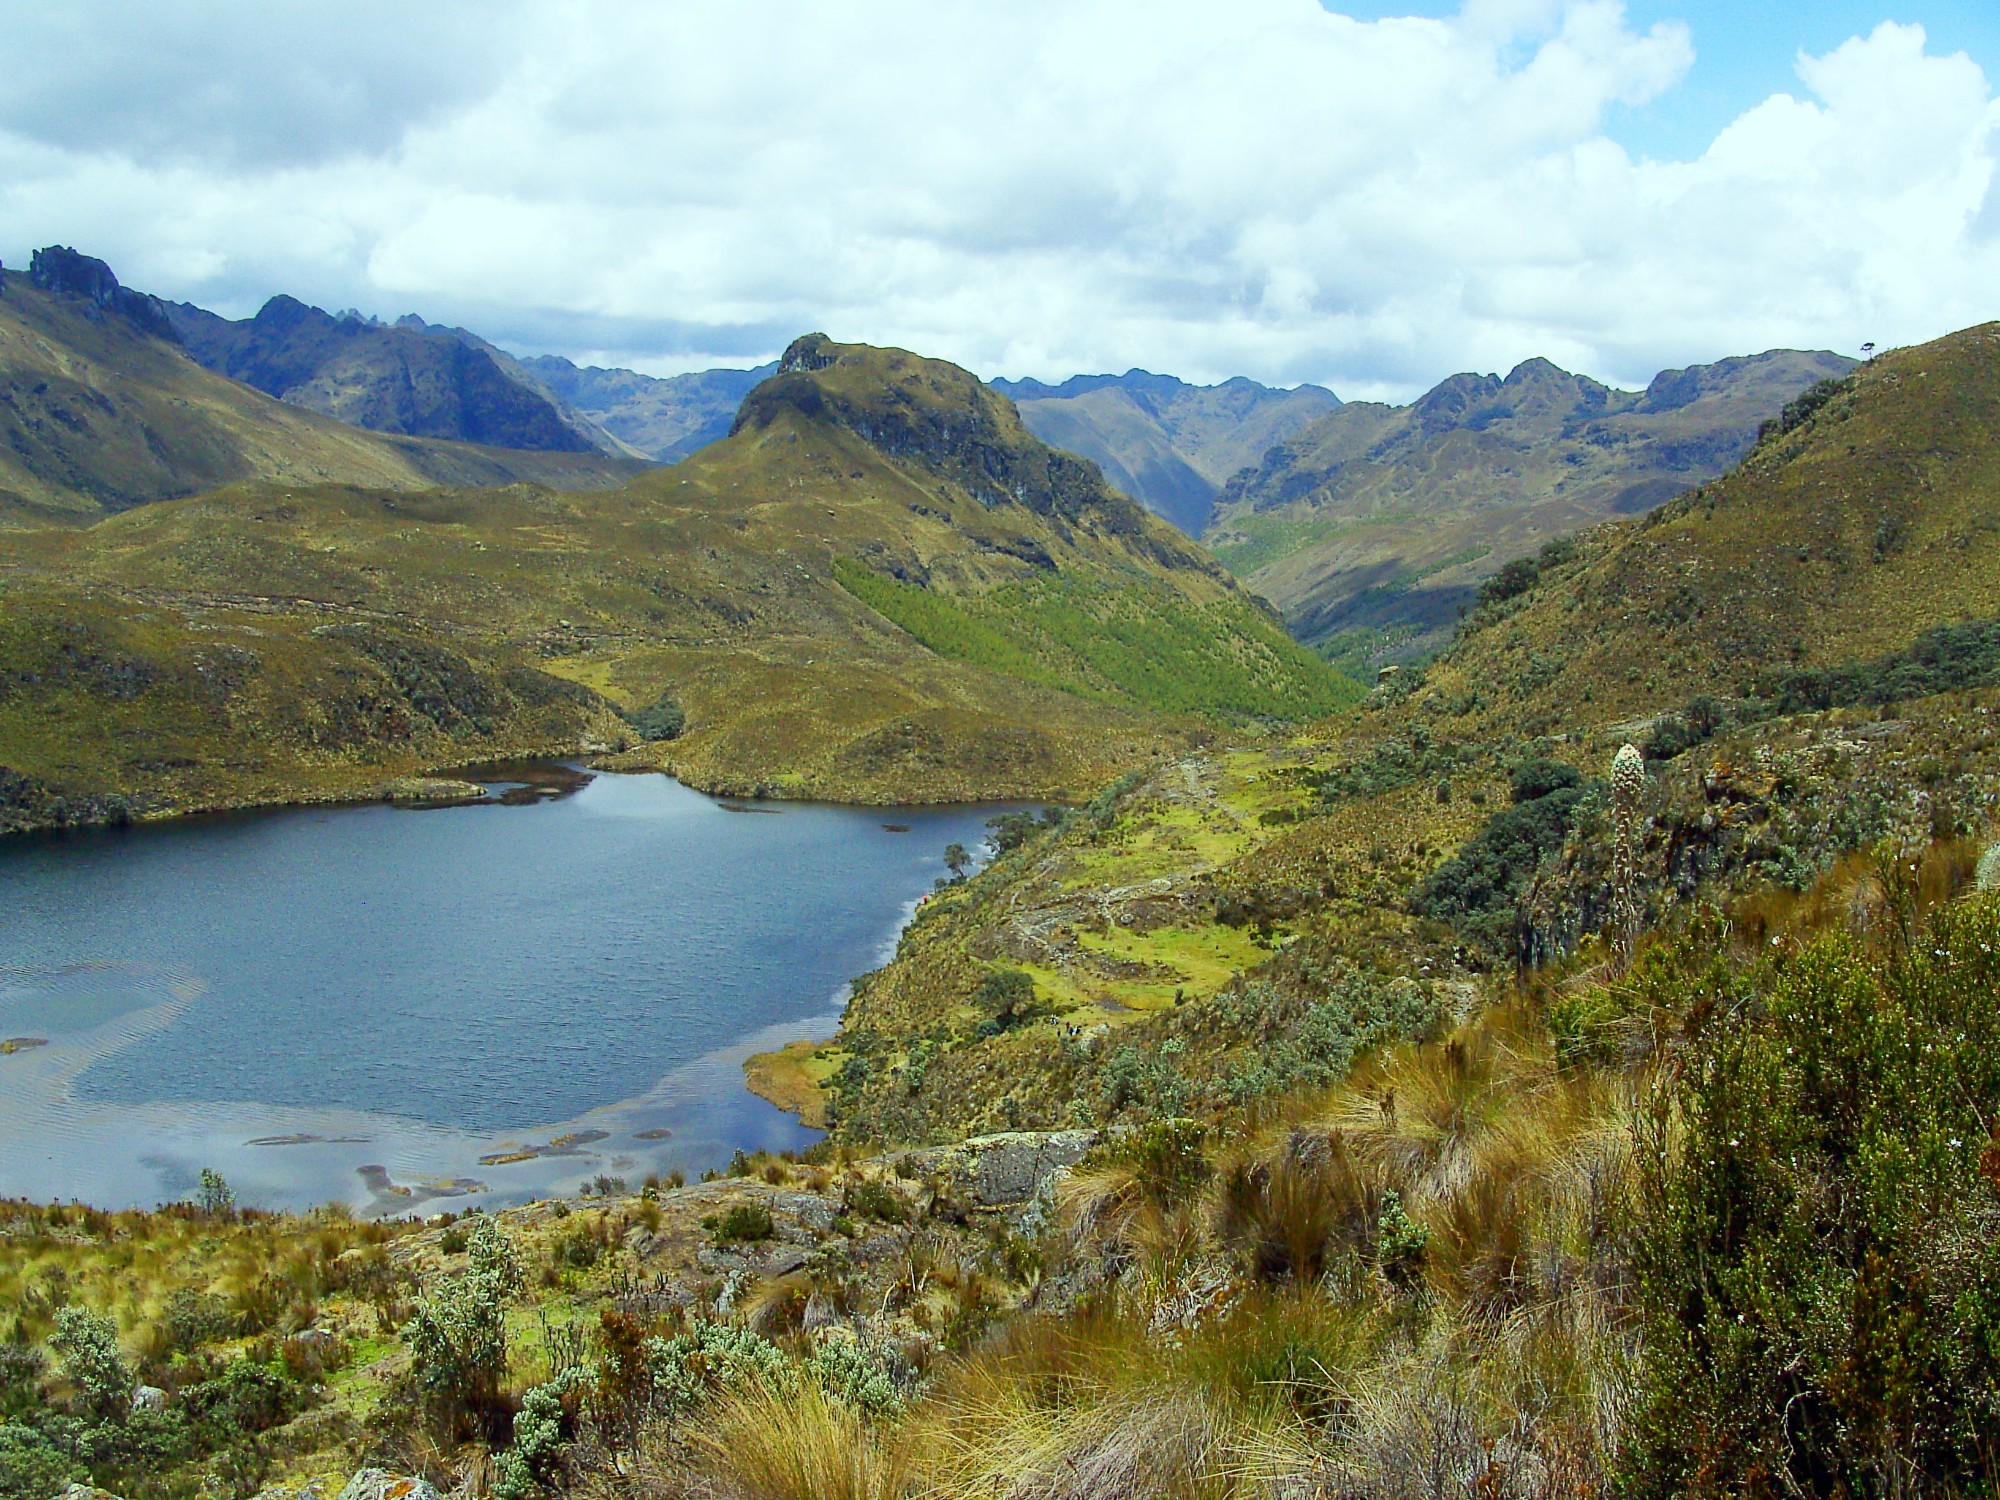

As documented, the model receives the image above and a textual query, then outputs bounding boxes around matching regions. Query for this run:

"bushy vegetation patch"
[834,559,1360,722]
[1626,878,2000,1496]
[1412,757,1592,953]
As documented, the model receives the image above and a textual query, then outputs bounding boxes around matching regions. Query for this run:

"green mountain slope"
[0,334,1357,832]
[1411,324,2000,740]
[0,256,646,523]
[991,370,1340,535]
[168,295,622,455]
[521,356,779,461]
[1210,349,1853,666]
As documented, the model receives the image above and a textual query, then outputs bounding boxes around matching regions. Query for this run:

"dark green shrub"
[973,968,1044,1035]
[709,1204,774,1245]
[627,694,686,742]
[1625,889,2000,1497]
[1413,771,1589,953]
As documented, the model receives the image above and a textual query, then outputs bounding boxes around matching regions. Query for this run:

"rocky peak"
[779,332,838,374]
[27,245,180,343]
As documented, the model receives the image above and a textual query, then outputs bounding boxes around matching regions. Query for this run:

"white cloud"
[0,2,1993,395]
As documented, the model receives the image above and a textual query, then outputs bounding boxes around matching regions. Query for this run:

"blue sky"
[2,2,1997,397]
[1336,1,2000,160]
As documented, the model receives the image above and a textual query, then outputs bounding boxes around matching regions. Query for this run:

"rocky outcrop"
[333,1471,440,1500]
[899,1129,1101,1219]
[778,332,838,374]
[28,246,180,344]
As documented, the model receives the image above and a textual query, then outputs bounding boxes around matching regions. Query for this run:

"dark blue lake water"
[0,769,1014,1214]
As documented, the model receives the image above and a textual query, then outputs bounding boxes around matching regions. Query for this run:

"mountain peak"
[26,245,180,344]
[732,337,1156,533]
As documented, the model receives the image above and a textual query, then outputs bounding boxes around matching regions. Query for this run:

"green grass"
[833,561,1361,723]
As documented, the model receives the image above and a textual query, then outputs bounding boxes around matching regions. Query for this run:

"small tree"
[943,842,971,880]
[49,1307,131,1422]
[197,1167,235,1219]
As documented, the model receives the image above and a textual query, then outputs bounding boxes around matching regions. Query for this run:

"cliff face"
[169,295,614,454]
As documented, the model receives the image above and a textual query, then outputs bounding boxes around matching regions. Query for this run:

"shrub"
[1099,1118,1211,1211]
[49,1307,130,1422]
[1414,768,1591,954]
[628,694,686,742]
[710,1204,775,1245]
[1624,889,2000,1496]
[496,1366,588,1500]
[844,1179,908,1225]
[973,968,1043,1034]
[162,1288,235,1352]
[0,1424,81,1500]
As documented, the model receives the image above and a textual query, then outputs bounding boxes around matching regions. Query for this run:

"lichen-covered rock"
[902,1129,1100,1219]
[334,1471,440,1500]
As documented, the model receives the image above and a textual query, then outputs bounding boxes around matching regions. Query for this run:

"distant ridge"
[519,355,778,462]
[1412,324,2000,738]
[990,369,1340,535]
[0,250,647,520]
[1206,348,1855,668]
[168,294,624,455]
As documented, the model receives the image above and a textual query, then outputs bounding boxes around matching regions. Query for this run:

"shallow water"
[0,769,1015,1214]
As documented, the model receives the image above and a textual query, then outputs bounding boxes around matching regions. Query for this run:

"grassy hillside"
[1412,326,2000,741]
[0,271,645,522]
[0,335,1356,832]
[1210,349,1853,668]
[994,371,1340,535]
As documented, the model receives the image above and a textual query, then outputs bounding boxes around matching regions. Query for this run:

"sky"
[2,1,1997,400]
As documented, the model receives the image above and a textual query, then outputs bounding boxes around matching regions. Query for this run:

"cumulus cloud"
[0,0,1993,395]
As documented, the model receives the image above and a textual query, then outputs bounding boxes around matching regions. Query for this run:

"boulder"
[334,1472,441,1500]
[902,1130,1100,1219]
[130,1385,167,1413]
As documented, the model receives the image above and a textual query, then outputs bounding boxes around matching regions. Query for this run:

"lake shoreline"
[2,770,1014,1211]
[1,739,1087,840]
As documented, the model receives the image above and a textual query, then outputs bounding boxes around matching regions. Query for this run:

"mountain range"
[1206,348,1855,666]
[991,370,1341,535]
[0,248,646,521]
[0,323,1350,832]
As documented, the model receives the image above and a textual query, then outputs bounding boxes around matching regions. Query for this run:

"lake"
[0,767,1017,1214]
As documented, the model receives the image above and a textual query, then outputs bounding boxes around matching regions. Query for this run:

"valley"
[7,259,2000,1500]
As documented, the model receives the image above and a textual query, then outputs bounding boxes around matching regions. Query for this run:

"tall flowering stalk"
[1612,743,1645,966]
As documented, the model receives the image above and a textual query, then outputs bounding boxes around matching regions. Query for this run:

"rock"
[770,1190,837,1235]
[28,246,181,343]
[130,1384,167,1413]
[778,332,838,374]
[758,1246,810,1278]
[802,1291,839,1331]
[903,1130,1101,1219]
[334,1471,441,1500]
[58,1485,126,1500]
[287,1328,332,1349]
